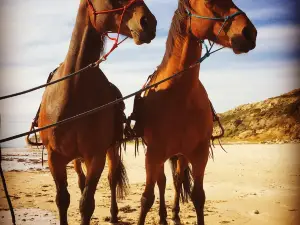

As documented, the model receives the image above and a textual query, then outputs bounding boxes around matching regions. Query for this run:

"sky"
[0,0,299,147]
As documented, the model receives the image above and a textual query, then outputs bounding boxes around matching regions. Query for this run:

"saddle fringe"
[209,100,227,160]
[26,67,59,167]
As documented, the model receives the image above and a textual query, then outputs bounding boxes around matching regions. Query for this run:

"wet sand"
[0,144,299,225]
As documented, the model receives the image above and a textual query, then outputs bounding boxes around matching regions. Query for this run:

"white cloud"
[246,6,289,21]
[256,24,300,52]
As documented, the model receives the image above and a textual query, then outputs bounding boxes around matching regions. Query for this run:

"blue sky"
[0,0,299,147]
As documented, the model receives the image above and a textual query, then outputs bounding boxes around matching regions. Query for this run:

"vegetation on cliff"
[213,89,300,143]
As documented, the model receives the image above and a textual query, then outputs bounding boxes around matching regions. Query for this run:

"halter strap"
[86,0,143,15]
[185,7,244,22]
[86,0,143,31]
[184,6,244,62]
[85,0,144,66]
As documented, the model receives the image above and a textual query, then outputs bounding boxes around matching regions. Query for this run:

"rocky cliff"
[213,89,300,144]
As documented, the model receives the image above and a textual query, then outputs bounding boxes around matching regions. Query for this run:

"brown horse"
[131,0,257,224]
[37,0,156,224]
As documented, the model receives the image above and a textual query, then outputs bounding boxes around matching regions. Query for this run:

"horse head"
[184,0,257,54]
[86,0,157,44]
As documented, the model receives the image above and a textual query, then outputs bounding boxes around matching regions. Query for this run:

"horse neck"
[155,26,202,90]
[63,2,104,74]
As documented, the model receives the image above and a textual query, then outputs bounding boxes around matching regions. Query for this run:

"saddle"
[27,68,128,147]
[123,71,158,141]
[124,93,225,145]
[124,94,145,140]
[109,82,127,144]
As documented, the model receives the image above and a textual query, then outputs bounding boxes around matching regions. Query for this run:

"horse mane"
[100,34,107,57]
[150,0,190,80]
[67,2,107,59]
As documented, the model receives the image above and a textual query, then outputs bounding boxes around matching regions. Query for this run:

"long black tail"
[169,156,193,203]
[115,157,129,200]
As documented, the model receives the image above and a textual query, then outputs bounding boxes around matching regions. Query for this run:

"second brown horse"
[130,0,257,224]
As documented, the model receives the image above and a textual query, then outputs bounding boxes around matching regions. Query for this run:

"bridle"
[85,0,144,65]
[86,0,143,30]
[184,5,244,61]
[141,5,245,143]
[183,5,244,142]
[141,5,244,88]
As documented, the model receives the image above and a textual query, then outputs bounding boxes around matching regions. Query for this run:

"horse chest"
[145,96,212,152]
[40,72,115,150]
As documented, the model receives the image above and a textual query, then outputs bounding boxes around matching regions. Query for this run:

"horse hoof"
[110,217,118,224]
[171,218,181,225]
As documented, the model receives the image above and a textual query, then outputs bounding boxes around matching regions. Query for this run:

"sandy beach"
[0,143,299,225]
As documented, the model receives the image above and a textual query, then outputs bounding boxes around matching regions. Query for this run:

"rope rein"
[0,44,223,144]
[0,65,93,101]
[0,0,144,101]
[0,8,242,144]
[0,2,143,224]
[0,62,200,144]
[0,7,244,225]
[184,7,244,144]
[183,7,243,144]
[0,131,16,225]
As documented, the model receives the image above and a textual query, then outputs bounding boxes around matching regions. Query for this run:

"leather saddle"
[124,93,145,140]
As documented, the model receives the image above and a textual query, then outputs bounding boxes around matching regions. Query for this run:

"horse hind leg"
[80,153,106,225]
[170,155,192,225]
[188,142,210,225]
[73,158,86,194]
[157,165,167,225]
[107,146,129,223]
[48,149,70,225]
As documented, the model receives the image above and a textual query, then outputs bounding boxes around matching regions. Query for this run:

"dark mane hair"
[152,0,190,77]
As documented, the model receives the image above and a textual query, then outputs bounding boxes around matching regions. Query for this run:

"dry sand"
[0,144,299,225]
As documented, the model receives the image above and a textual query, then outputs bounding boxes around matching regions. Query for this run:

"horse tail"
[80,147,130,200]
[169,155,178,178]
[115,153,129,200]
[169,155,193,203]
[181,163,193,203]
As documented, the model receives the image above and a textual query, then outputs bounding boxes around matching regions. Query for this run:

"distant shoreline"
[2,141,300,150]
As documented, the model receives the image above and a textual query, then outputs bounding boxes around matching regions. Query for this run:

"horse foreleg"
[107,148,119,223]
[73,158,86,194]
[48,150,70,225]
[138,151,161,225]
[80,154,106,225]
[157,165,167,225]
[107,146,129,223]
